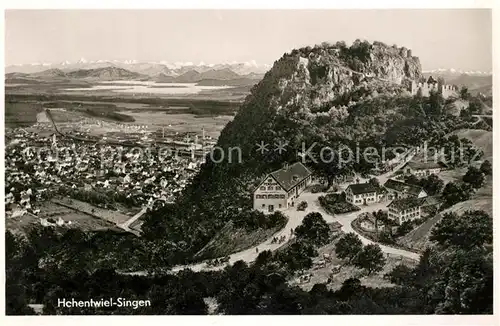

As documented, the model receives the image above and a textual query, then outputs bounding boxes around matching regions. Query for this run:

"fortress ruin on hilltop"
[409,76,456,99]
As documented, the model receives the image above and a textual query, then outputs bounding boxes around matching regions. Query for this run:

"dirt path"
[119,207,147,231]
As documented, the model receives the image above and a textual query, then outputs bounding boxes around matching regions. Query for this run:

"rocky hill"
[143,40,463,263]
[215,40,421,163]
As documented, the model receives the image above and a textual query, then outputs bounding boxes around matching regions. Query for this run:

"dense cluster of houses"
[5,128,202,218]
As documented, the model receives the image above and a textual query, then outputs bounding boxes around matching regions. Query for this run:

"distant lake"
[64,81,235,95]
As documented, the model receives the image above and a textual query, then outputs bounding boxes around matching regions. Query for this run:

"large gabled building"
[387,196,440,224]
[387,197,426,224]
[253,162,313,213]
[383,178,428,201]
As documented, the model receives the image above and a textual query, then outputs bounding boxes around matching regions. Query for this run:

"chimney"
[283,162,289,171]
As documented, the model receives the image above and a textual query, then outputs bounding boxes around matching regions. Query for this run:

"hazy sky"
[5,9,492,71]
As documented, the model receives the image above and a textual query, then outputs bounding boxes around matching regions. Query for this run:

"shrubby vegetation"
[318,193,361,214]
[441,182,473,207]
[430,210,492,250]
[294,212,331,246]
[5,207,492,315]
[404,174,444,196]
[462,166,485,189]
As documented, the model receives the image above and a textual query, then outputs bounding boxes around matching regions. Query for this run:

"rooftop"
[404,160,445,170]
[346,182,378,195]
[269,162,312,191]
[384,179,425,196]
[388,197,426,211]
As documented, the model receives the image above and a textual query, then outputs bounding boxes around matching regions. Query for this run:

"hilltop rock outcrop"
[216,40,422,157]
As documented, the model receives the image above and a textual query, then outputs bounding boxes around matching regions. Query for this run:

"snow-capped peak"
[6,59,273,75]
[422,68,492,76]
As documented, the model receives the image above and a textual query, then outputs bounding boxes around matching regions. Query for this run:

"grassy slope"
[399,175,493,252]
[193,220,285,260]
[449,128,493,162]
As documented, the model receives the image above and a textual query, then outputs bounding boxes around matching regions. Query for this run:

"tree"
[336,278,365,301]
[395,220,414,237]
[480,160,492,176]
[441,182,472,207]
[432,248,493,314]
[460,108,472,120]
[335,233,363,264]
[460,86,469,100]
[254,250,273,267]
[420,174,444,196]
[430,210,492,250]
[404,174,420,186]
[468,97,483,114]
[276,241,317,272]
[372,209,389,233]
[294,212,330,246]
[427,90,444,116]
[386,264,414,285]
[368,177,380,188]
[462,166,485,189]
[353,244,386,275]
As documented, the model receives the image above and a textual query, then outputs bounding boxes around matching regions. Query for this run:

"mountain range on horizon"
[5,59,492,77]
[5,65,266,87]
[5,59,273,76]
[5,59,492,95]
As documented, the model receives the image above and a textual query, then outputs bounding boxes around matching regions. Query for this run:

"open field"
[5,91,240,138]
[124,110,233,139]
[5,101,41,127]
[5,202,118,235]
[439,167,468,184]
[51,198,132,225]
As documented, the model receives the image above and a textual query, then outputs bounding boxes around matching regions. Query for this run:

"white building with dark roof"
[383,179,428,201]
[253,162,312,213]
[402,160,446,178]
[345,182,382,205]
[387,196,440,224]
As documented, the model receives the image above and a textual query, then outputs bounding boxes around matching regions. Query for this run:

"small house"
[383,179,427,201]
[345,182,379,205]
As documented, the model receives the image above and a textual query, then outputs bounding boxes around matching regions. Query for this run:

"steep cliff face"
[217,40,422,153]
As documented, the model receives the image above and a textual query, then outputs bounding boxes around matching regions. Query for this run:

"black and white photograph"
[2,4,496,320]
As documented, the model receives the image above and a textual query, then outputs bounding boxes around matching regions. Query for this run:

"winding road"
[119,207,148,232]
